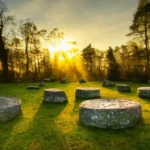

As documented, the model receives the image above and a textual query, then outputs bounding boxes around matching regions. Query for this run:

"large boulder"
[44,88,68,103]
[0,97,21,122]
[137,87,150,98]
[79,99,142,129]
[76,88,101,99]
[117,84,131,92]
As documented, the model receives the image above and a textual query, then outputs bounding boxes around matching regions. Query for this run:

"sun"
[47,39,72,53]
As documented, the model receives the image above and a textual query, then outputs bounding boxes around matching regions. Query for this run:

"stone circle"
[44,88,68,103]
[75,88,101,99]
[79,99,142,129]
[117,84,131,92]
[137,87,150,98]
[0,97,21,122]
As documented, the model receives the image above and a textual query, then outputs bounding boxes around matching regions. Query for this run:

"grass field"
[0,81,150,150]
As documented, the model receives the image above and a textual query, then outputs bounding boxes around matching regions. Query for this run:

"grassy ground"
[0,81,150,150]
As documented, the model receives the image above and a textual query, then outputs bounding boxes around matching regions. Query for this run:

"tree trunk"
[0,30,9,82]
[25,39,29,80]
[144,14,150,78]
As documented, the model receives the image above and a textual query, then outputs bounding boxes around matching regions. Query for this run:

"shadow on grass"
[1,102,68,150]
[23,102,68,150]
[0,112,23,149]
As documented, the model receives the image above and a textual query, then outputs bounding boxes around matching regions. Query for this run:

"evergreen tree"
[106,47,120,81]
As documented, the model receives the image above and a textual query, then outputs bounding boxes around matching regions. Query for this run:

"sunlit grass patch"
[0,81,150,150]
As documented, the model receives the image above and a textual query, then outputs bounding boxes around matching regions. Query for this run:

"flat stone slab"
[26,86,39,89]
[79,99,142,129]
[137,87,150,98]
[76,88,101,99]
[0,97,21,122]
[117,84,131,92]
[44,88,68,103]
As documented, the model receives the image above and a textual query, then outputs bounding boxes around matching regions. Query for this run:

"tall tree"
[0,0,14,82]
[106,47,120,81]
[128,1,150,77]
[20,20,36,80]
[82,44,96,72]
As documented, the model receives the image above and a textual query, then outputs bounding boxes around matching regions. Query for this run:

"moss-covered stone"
[44,88,68,103]
[75,88,101,99]
[117,84,131,92]
[79,99,142,129]
[0,97,21,122]
[137,87,150,98]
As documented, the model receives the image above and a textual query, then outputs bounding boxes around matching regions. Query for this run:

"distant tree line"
[0,0,150,82]
[81,0,150,82]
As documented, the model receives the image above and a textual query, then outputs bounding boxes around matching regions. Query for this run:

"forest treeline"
[0,0,150,82]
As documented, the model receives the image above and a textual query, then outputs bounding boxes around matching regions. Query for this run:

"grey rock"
[49,76,55,82]
[79,99,142,129]
[60,78,68,83]
[137,87,150,98]
[79,78,87,83]
[102,80,115,87]
[117,84,131,92]
[39,81,45,87]
[0,97,21,122]
[26,86,39,89]
[44,88,68,103]
[43,78,50,82]
[76,88,101,99]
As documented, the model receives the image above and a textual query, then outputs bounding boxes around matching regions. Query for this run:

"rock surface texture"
[44,89,68,103]
[76,88,101,99]
[0,97,21,122]
[117,84,131,92]
[79,99,142,129]
[137,87,150,98]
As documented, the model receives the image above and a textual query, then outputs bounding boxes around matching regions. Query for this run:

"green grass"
[0,81,150,150]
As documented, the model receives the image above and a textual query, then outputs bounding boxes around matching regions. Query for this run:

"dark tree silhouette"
[106,47,120,81]
[0,0,14,82]
[128,1,150,77]
[82,44,96,72]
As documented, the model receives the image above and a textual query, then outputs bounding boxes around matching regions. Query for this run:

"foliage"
[128,1,150,76]
[106,47,120,81]
[0,0,14,82]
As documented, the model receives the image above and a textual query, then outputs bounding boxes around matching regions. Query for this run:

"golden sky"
[5,0,139,50]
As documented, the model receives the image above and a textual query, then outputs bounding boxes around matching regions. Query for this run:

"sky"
[5,0,139,50]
